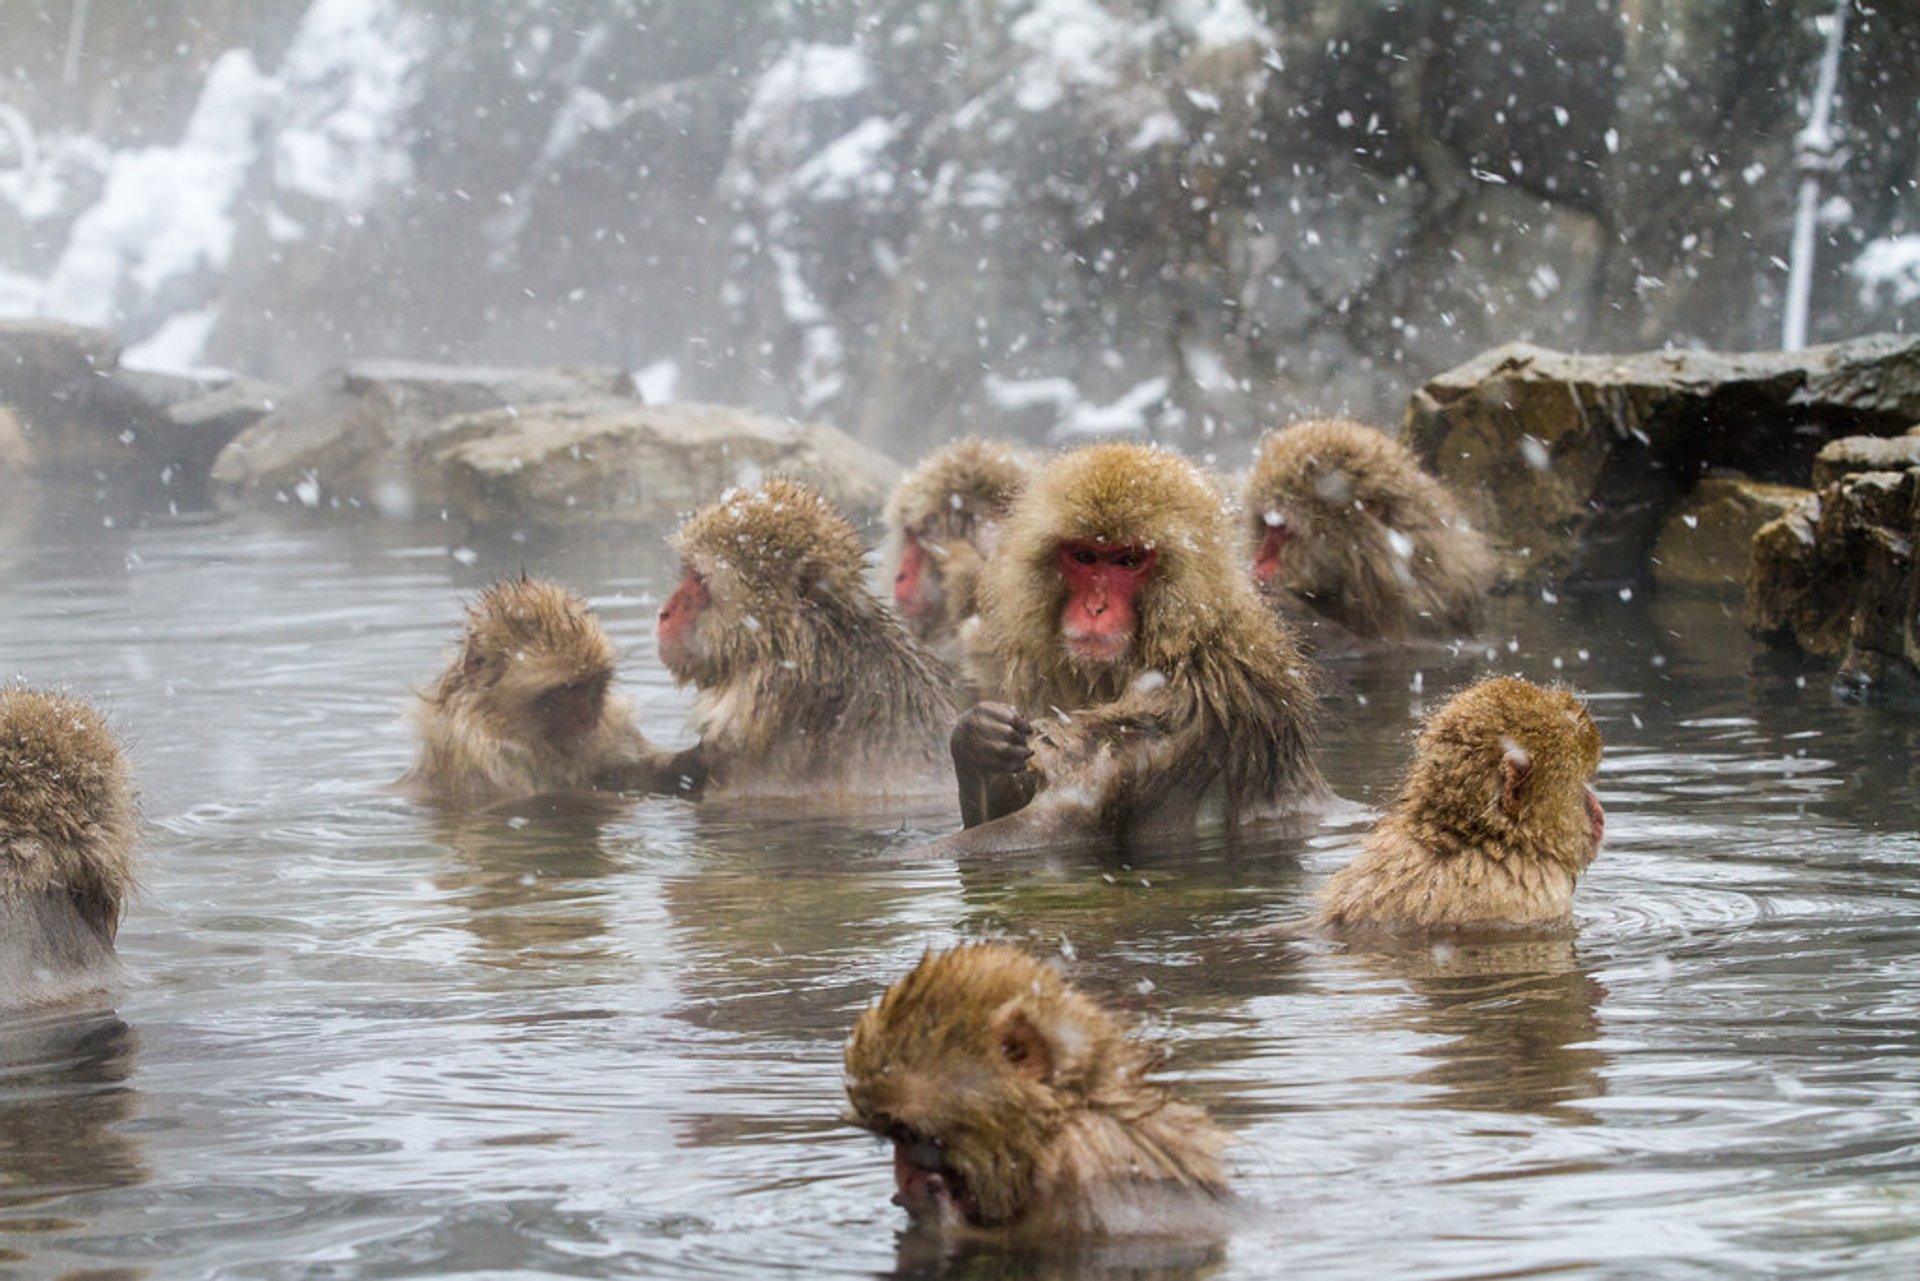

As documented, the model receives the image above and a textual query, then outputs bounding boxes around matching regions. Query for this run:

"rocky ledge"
[1405,334,1920,593]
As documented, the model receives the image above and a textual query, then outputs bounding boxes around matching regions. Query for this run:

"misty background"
[1,0,1916,457]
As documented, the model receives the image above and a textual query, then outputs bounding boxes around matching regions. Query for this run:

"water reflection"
[427,795,634,973]
[890,1228,1227,1280]
[1337,938,1608,1120]
[0,1008,146,1243]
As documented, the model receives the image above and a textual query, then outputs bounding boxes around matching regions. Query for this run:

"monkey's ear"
[989,1003,1054,1083]
[1500,741,1533,816]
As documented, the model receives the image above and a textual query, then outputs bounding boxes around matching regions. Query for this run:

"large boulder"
[0,319,270,502]
[1652,476,1813,593]
[209,361,625,516]
[1745,439,1920,699]
[1405,334,1920,591]
[429,399,902,526]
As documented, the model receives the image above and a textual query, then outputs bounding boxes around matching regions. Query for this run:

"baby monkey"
[404,577,692,803]
[1316,677,1606,934]
[1,687,139,1009]
[844,943,1231,1238]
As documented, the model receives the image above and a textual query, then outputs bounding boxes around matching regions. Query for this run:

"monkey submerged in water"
[404,577,692,803]
[883,439,1033,685]
[943,442,1327,850]
[1247,419,1495,644]
[1316,677,1606,934]
[843,943,1232,1238]
[0,688,139,1010]
[656,478,960,800]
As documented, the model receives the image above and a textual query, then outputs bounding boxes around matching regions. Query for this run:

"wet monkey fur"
[883,439,1033,662]
[1247,419,1495,642]
[943,443,1327,849]
[657,478,960,799]
[0,688,139,1009]
[843,942,1232,1238]
[404,577,689,803]
[1316,677,1606,934]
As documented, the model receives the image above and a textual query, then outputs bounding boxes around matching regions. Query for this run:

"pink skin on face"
[1251,517,1290,587]
[1058,540,1156,663]
[894,535,934,618]
[656,569,708,672]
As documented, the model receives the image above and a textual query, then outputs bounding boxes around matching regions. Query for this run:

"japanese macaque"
[404,577,693,803]
[1315,677,1605,934]
[843,943,1231,1238]
[883,439,1032,663]
[944,443,1327,849]
[1,688,138,1009]
[656,478,960,798]
[1247,419,1495,643]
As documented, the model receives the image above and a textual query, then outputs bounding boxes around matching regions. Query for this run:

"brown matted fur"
[404,577,663,802]
[1247,418,1494,641]
[975,442,1325,832]
[0,687,138,943]
[843,942,1231,1236]
[665,478,959,795]
[1316,677,1604,933]
[882,438,1034,648]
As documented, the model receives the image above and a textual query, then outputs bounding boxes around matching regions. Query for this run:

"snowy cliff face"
[0,0,1915,454]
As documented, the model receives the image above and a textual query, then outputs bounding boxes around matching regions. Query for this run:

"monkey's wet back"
[3,513,1919,1276]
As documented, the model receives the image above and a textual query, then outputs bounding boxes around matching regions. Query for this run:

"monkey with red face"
[1247,419,1495,644]
[884,439,1033,660]
[657,478,960,801]
[941,443,1328,850]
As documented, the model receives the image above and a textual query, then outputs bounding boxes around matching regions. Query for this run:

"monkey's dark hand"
[951,703,1034,776]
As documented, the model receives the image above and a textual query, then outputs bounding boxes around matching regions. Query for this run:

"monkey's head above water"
[448,577,618,751]
[1406,676,1605,864]
[843,942,1225,1234]
[983,443,1261,703]
[658,479,874,687]
[0,687,139,939]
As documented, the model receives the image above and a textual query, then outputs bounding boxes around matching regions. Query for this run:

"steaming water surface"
[4,507,1920,1277]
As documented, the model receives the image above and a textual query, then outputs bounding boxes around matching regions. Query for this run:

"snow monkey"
[1316,677,1606,934]
[404,577,691,803]
[883,438,1034,663]
[843,942,1232,1238]
[1,687,139,1009]
[1247,419,1495,642]
[943,443,1328,849]
[655,478,960,800]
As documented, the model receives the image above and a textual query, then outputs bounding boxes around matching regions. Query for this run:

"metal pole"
[1782,0,1852,351]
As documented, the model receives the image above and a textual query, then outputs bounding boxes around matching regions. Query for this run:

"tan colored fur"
[844,943,1230,1236]
[666,479,960,797]
[1316,678,1604,933]
[404,577,665,802]
[1248,419,1495,640]
[976,443,1326,833]
[883,439,1034,654]
[0,688,138,940]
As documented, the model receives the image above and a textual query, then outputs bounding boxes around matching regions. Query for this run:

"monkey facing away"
[404,577,692,803]
[655,478,960,800]
[1,688,139,1010]
[944,443,1327,849]
[1315,677,1606,934]
[1247,419,1495,643]
[843,942,1232,1238]
[884,438,1033,664]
